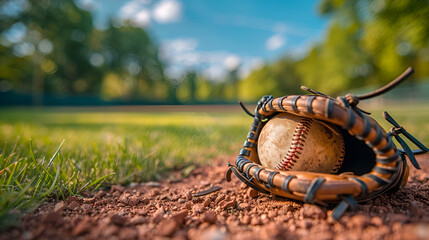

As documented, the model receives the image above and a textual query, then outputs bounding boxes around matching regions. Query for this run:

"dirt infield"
[1,155,428,240]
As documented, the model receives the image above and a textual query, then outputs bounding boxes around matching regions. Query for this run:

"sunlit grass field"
[0,106,250,227]
[0,102,428,228]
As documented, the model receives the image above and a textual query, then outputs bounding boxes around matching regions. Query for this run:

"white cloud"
[119,0,152,27]
[160,38,199,78]
[160,38,263,80]
[120,0,144,16]
[162,38,197,54]
[159,38,198,64]
[250,58,264,69]
[165,65,183,79]
[266,34,285,51]
[204,64,225,80]
[119,0,182,27]
[238,57,265,78]
[75,0,99,11]
[153,0,182,23]
[224,55,241,70]
[133,9,151,27]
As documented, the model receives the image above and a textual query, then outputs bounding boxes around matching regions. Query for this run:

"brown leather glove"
[226,67,428,220]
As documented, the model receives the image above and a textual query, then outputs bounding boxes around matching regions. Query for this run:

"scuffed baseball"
[257,113,345,173]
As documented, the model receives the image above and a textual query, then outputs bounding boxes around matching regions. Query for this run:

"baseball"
[257,113,345,173]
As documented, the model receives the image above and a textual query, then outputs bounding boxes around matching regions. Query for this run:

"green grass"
[0,102,428,229]
[0,107,250,228]
[363,102,429,145]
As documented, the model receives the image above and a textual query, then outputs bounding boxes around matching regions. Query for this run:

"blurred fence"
[1,79,429,107]
[0,91,179,106]
[346,80,429,108]
[0,91,234,106]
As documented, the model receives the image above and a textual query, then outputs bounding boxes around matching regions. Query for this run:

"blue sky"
[77,0,329,79]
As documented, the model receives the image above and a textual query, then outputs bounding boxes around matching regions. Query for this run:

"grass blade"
[47,140,65,168]
[79,173,114,192]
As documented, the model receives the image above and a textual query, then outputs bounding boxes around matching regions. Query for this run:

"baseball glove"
[226,67,428,220]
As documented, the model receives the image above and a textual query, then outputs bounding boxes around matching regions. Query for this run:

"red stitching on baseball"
[331,139,345,173]
[276,118,312,170]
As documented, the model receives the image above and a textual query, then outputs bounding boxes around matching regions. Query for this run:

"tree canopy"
[1,0,429,104]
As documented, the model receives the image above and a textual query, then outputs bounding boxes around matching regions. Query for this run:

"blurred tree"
[271,57,304,95]
[187,71,197,102]
[272,0,429,97]
[296,23,371,95]
[238,58,302,101]
[315,0,429,89]
[238,65,275,102]
[2,0,429,104]
[100,22,168,101]
[0,0,102,104]
[0,0,169,104]
[0,1,34,95]
[295,0,372,95]
[195,75,212,102]
[176,70,197,103]
[361,0,429,81]
[0,43,32,93]
[224,67,239,101]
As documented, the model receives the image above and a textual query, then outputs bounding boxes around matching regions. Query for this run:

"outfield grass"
[0,102,428,228]
[364,102,429,145]
[0,107,250,227]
